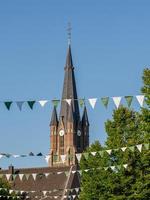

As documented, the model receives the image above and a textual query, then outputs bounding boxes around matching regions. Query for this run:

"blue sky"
[0,0,149,168]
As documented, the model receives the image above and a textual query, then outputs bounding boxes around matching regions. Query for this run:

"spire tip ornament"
[67,22,72,45]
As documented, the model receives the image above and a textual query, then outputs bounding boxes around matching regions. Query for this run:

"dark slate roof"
[59,45,80,127]
[50,106,58,126]
[0,165,80,200]
[82,106,89,126]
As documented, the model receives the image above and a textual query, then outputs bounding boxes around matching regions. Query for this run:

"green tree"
[0,178,21,200]
[79,68,150,200]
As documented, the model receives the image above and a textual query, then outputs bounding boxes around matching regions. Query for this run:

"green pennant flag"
[25,174,30,180]
[79,99,85,108]
[83,152,89,160]
[128,146,135,152]
[4,102,12,110]
[98,150,104,157]
[65,171,69,177]
[117,165,121,170]
[52,100,60,108]
[144,143,149,150]
[125,96,133,107]
[12,174,17,180]
[101,97,109,108]
[27,101,35,110]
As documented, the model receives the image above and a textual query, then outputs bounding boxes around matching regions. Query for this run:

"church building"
[0,40,89,200]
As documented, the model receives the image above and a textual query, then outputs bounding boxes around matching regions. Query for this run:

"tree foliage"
[79,68,150,200]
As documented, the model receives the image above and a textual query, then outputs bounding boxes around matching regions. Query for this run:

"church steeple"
[59,44,80,127]
[49,34,89,167]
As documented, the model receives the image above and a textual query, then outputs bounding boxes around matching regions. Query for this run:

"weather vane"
[67,22,72,45]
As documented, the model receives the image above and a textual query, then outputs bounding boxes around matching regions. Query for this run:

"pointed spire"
[82,106,89,126]
[68,103,74,123]
[50,106,58,126]
[65,44,73,68]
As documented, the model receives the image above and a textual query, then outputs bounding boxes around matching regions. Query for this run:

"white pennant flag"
[13,155,20,158]
[136,144,142,152]
[60,155,66,163]
[0,155,3,159]
[9,190,13,194]
[38,100,48,107]
[6,174,11,180]
[43,191,47,196]
[136,95,145,107]
[65,99,72,106]
[57,171,63,175]
[45,155,50,164]
[112,97,122,109]
[110,166,116,171]
[88,98,97,109]
[75,188,80,193]
[72,195,76,199]
[91,152,96,156]
[19,174,24,181]
[76,153,82,162]
[32,173,37,180]
[45,173,49,178]
[121,147,127,152]
[71,170,76,174]
[106,149,112,155]
[123,164,128,169]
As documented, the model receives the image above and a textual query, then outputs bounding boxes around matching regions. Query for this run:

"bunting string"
[0,143,149,162]
[0,95,147,111]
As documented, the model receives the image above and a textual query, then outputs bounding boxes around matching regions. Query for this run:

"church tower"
[49,43,89,167]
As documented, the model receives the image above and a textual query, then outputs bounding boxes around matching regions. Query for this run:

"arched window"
[60,135,64,147]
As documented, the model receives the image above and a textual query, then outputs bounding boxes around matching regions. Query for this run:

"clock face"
[77,130,81,136]
[59,130,64,136]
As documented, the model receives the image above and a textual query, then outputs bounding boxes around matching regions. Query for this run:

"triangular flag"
[9,190,13,194]
[65,99,72,106]
[110,166,116,171]
[121,147,127,152]
[72,195,76,199]
[60,155,66,163]
[27,101,36,110]
[38,100,48,107]
[125,96,133,107]
[12,174,17,180]
[4,102,12,110]
[83,152,89,159]
[25,174,30,180]
[16,101,24,111]
[57,171,63,175]
[128,146,135,152]
[0,155,3,159]
[19,174,24,181]
[43,191,47,196]
[71,170,76,174]
[101,97,109,108]
[45,155,50,164]
[104,167,108,171]
[144,143,149,150]
[75,188,80,193]
[88,98,97,109]
[123,164,128,169]
[136,95,145,107]
[136,144,142,152]
[6,174,11,180]
[65,171,69,177]
[76,153,82,162]
[13,155,20,158]
[45,173,49,178]
[112,97,122,109]
[32,173,37,180]
[79,99,85,108]
[98,151,104,157]
[117,165,121,170]
[91,152,96,156]
[29,152,34,156]
[106,149,112,155]
[36,152,43,156]
[52,100,60,108]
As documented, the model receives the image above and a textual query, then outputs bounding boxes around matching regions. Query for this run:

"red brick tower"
[49,44,89,167]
